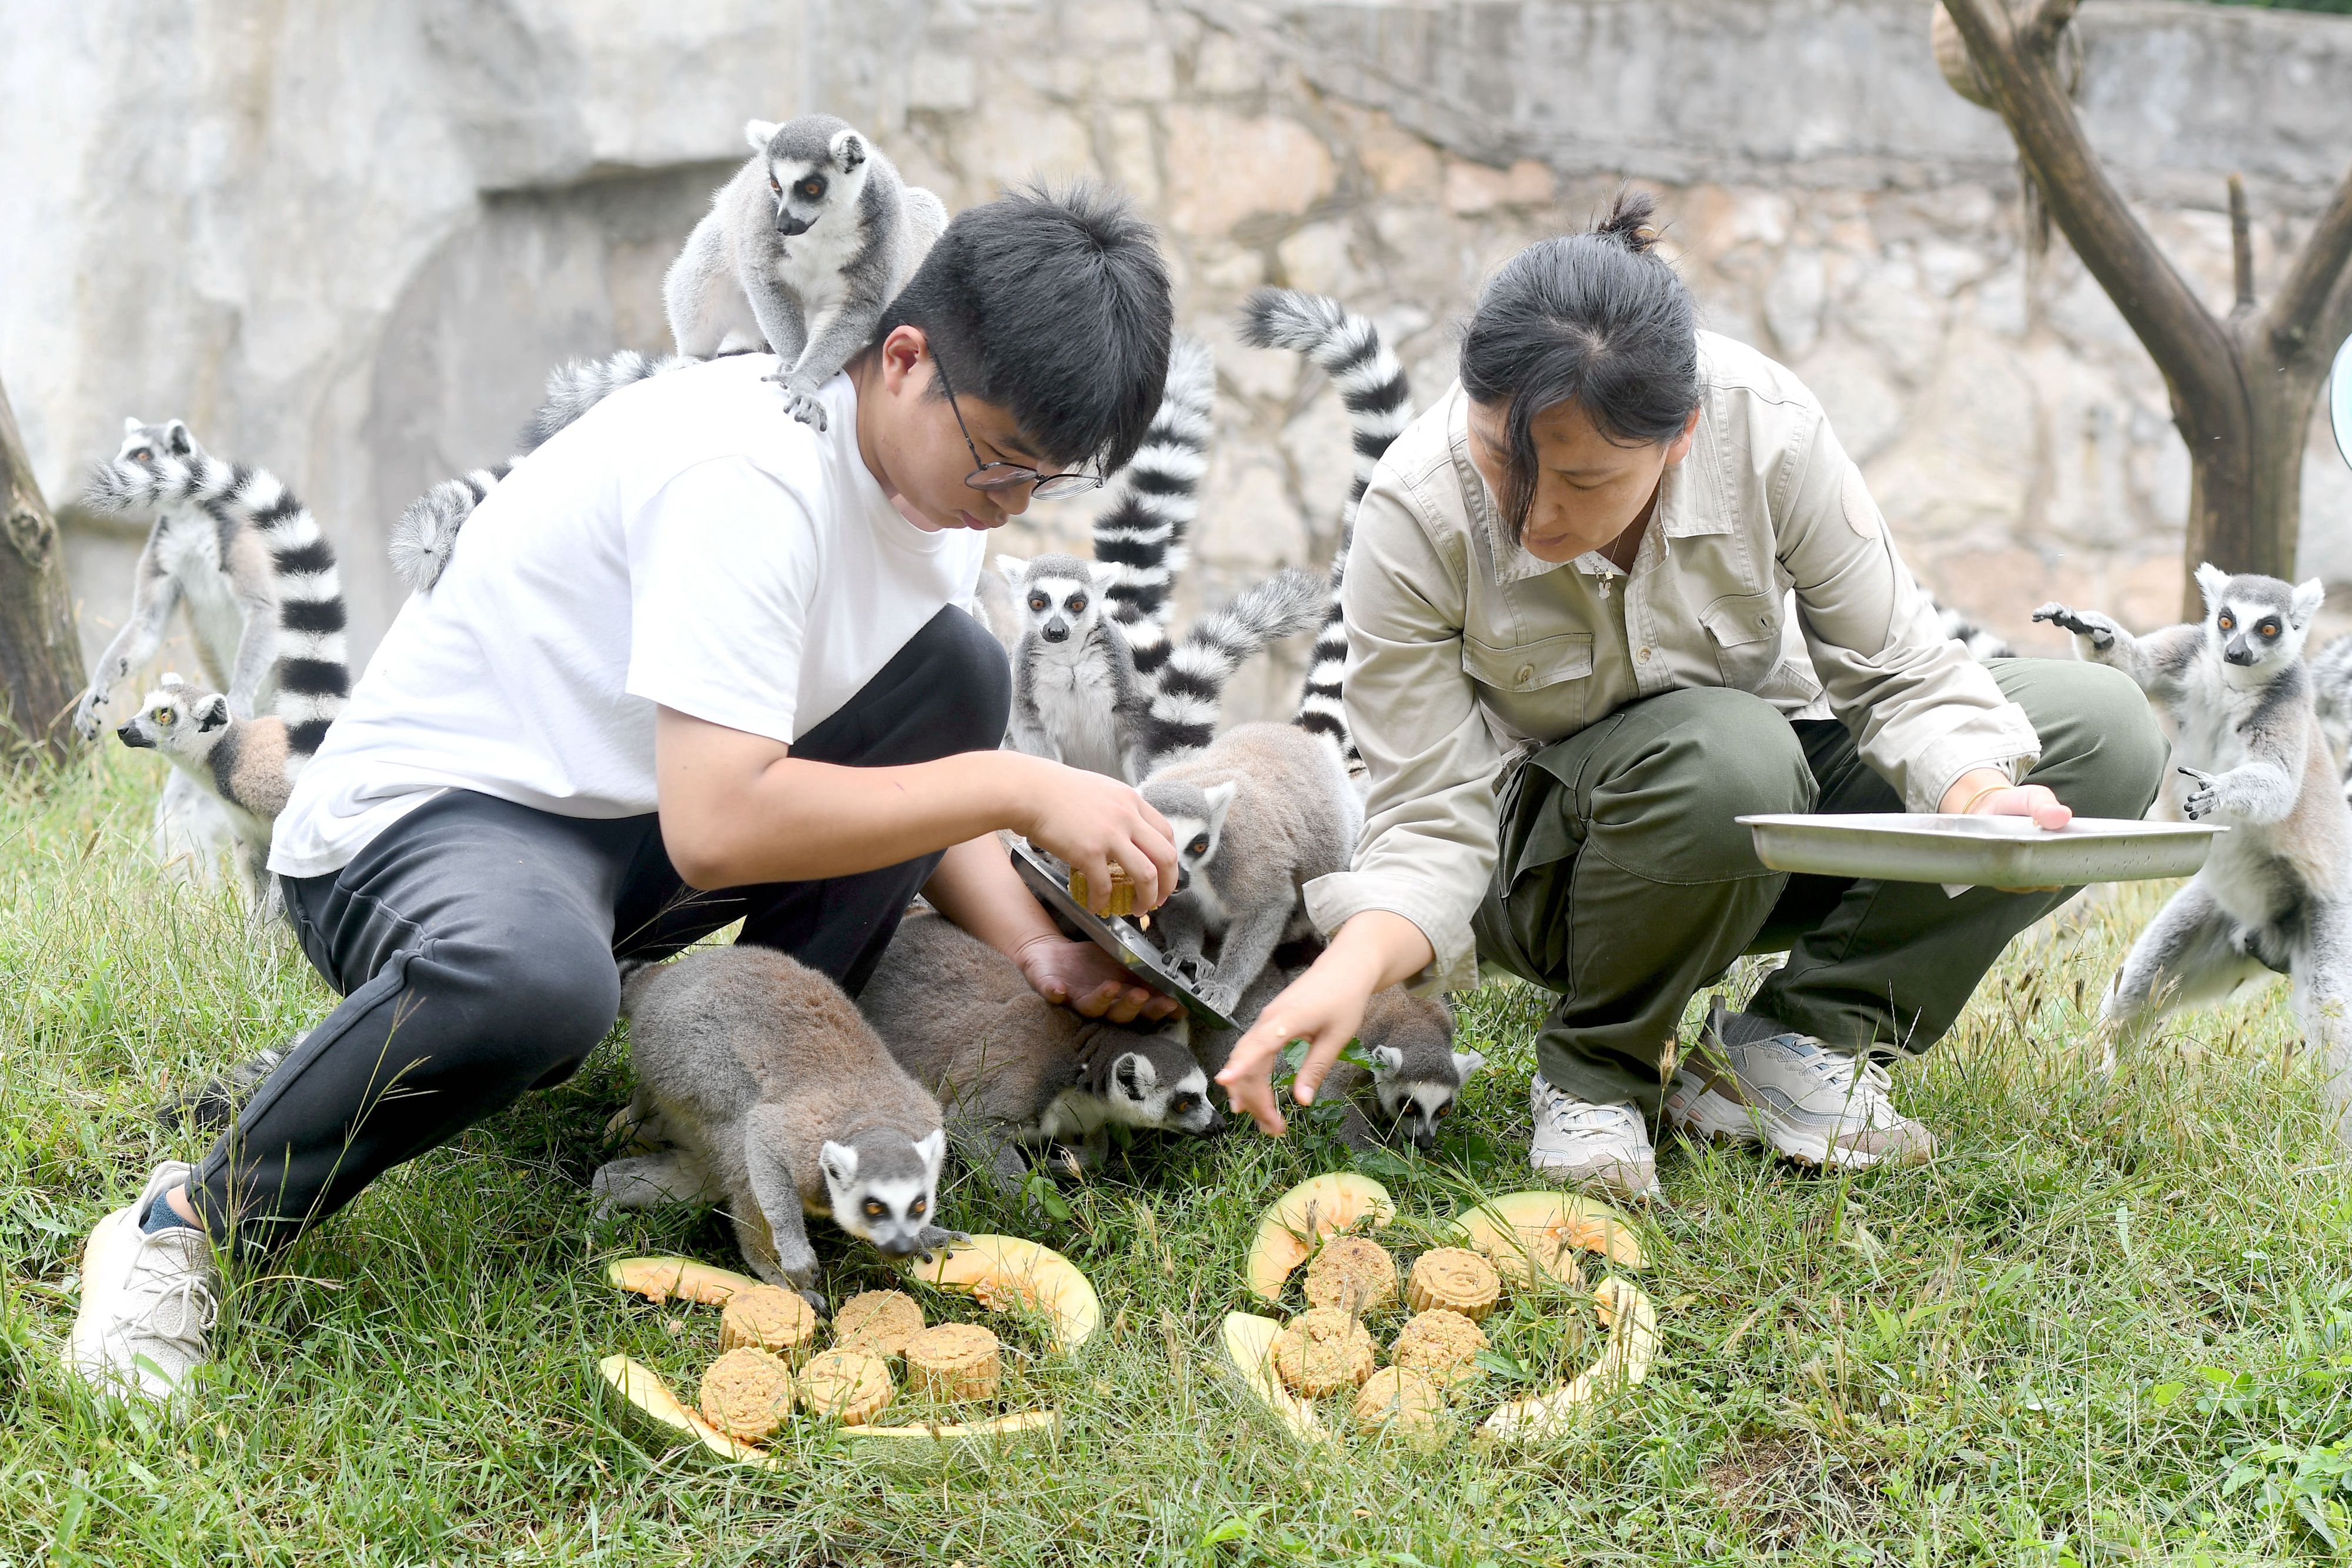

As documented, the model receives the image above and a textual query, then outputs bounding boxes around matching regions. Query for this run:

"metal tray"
[1007,838,1238,1031]
[1736,813,2223,888]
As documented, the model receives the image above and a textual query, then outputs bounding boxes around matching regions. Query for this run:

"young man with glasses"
[71,186,1184,1403]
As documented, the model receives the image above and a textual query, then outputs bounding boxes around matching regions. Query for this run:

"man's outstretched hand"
[1015,934,1178,1024]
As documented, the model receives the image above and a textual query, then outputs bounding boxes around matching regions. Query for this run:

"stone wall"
[5,0,2349,727]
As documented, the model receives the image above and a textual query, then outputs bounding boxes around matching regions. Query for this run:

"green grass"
[9,750,2352,1566]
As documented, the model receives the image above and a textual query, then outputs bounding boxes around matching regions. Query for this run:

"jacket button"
[1515,664,1534,684]
[1638,647,1652,663]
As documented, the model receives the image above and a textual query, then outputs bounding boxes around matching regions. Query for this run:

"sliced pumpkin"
[1244,1174,1396,1302]
[606,1255,766,1307]
[1478,1278,1661,1442]
[1451,1191,1644,1282]
[1219,1312,1328,1445]
[911,1235,1101,1352]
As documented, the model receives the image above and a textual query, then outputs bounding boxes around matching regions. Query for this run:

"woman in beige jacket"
[1215,193,2165,1197]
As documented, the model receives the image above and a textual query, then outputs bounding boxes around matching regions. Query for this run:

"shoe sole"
[1525,1153,1661,1202]
[66,1205,138,1379]
[1664,1083,1884,1171]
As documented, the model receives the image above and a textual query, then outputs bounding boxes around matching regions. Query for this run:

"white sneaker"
[1527,1075,1659,1200]
[1665,1003,1934,1170]
[68,1161,220,1403]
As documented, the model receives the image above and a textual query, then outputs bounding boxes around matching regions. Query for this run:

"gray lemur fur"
[1141,721,1365,1015]
[2307,631,2352,801]
[996,554,1326,783]
[1194,950,1481,1150]
[663,115,947,430]
[591,947,960,1297]
[112,673,292,917]
[858,907,1218,1189]
[2035,567,2352,1141]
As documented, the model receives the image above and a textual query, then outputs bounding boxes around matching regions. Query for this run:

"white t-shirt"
[270,355,988,880]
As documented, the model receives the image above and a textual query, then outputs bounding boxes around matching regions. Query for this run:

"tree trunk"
[0,376,86,766]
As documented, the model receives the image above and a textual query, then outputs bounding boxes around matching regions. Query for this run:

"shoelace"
[1778,1038,1896,1116]
[128,1236,219,1351]
[1535,1090,1639,1139]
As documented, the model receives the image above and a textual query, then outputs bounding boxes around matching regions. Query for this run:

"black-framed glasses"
[931,355,1102,500]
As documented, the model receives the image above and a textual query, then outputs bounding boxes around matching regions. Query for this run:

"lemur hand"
[2177,765,2219,821]
[71,687,109,743]
[767,371,830,431]
[1017,760,1178,917]
[2030,602,2119,651]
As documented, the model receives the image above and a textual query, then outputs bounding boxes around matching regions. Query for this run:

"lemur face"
[761,126,870,240]
[1152,780,1238,893]
[996,554,1120,651]
[818,1129,946,1258]
[1370,1047,1488,1149]
[1103,1038,1220,1134]
[115,676,229,761]
[114,417,196,470]
[2196,563,2326,673]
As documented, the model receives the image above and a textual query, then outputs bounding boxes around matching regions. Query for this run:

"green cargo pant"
[1468,659,2166,1118]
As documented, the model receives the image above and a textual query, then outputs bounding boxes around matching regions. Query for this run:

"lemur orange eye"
[153,707,174,726]
[863,1199,886,1218]
[2218,614,2234,631]
[130,447,151,462]
[1189,835,1210,857]
[911,1197,926,1215]
[769,175,781,192]
[2261,621,2280,637]
[1028,594,1048,611]
[1068,597,1087,615]
[801,180,822,198]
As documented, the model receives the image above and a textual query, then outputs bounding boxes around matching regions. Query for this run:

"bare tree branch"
[2264,156,2352,363]
[1940,0,2240,427]
[2229,174,2254,316]
[2022,0,2083,55]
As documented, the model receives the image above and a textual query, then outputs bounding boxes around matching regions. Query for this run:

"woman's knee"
[914,606,1013,753]
[2004,658,2166,818]
[1585,688,1811,871]
[449,931,622,1079]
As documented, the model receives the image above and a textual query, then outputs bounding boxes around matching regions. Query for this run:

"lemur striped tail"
[85,454,349,774]
[386,349,696,595]
[1137,566,1327,773]
[520,350,696,454]
[1238,289,1414,762]
[389,463,512,593]
[1096,335,1215,681]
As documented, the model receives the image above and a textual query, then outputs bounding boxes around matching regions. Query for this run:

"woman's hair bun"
[1593,188,1661,255]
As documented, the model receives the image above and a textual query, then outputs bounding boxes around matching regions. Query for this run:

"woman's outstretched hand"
[1215,910,1436,1136]
[1943,768,2072,831]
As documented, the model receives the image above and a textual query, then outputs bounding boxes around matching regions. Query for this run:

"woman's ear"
[1663,405,1702,467]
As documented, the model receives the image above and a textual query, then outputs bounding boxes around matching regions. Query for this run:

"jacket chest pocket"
[1700,590,1782,690]
[1462,630,1593,735]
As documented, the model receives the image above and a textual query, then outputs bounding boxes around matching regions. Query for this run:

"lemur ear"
[159,671,185,691]
[2292,578,2327,628]
[913,1128,945,1172]
[994,554,1028,587]
[1087,560,1123,596]
[163,420,192,455]
[1452,1048,1486,1082]
[830,128,867,171]
[2194,562,2230,611]
[744,119,780,152]
[198,694,229,732]
[1114,1052,1152,1095]
[122,416,143,436]
[1371,1044,1405,1076]
[818,1139,858,1186]
[1204,779,1240,831]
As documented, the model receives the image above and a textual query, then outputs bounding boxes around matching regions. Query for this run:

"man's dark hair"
[1458,188,1700,546]
[873,182,1172,474]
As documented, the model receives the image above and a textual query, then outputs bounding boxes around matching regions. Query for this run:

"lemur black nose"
[115,724,150,748]
[1175,866,1190,891]
[876,1235,918,1257]
[776,214,811,238]
[2225,643,2259,666]
[1042,624,1069,643]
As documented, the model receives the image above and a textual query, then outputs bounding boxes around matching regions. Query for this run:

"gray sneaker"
[67,1162,220,1403]
[1665,1002,1934,1169]
[1527,1075,1660,1201]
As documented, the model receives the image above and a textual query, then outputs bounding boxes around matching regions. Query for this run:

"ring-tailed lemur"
[858,907,1218,1188]
[2034,569,2352,1140]
[1238,290,1414,764]
[590,946,960,1299]
[1194,947,1483,1151]
[664,116,947,431]
[80,435,349,784]
[390,350,697,594]
[1092,335,1216,681]
[113,674,291,915]
[997,555,1325,783]
[2307,633,2352,800]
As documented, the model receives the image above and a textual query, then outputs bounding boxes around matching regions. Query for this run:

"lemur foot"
[2030,602,2119,650]
[765,372,830,430]
[2177,765,2219,821]
[1197,978,1245,1015]
[799,1289,830,1318]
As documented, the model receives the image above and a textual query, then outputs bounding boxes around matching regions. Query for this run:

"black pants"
[189,607,1011,1257]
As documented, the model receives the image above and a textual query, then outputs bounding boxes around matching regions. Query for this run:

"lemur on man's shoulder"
[2036,567,2352,1144]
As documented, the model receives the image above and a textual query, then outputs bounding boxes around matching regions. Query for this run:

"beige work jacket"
[1304,332,2040,993]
